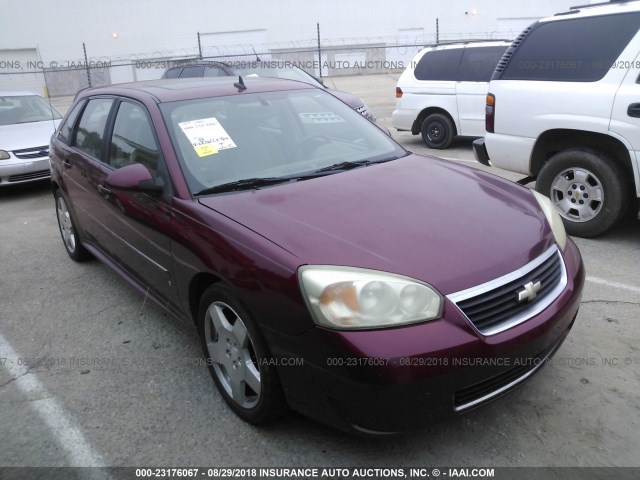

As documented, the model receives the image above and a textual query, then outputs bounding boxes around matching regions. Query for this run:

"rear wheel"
[536,149,630,237]
[54,190,91,261]
[197,284,286,424]
[421,113,454,149]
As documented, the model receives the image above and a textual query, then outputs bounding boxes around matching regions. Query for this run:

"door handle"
[97,184,111,198]
[63,159,72,170]
[627,103,640,118]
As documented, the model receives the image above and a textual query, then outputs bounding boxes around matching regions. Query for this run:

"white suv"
[393,40,511,149]
[475,1,640,237]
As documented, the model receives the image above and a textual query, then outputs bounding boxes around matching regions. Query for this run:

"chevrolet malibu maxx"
[50,77,584,434]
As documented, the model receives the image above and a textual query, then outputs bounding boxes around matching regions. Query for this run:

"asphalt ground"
[1,75,639,472]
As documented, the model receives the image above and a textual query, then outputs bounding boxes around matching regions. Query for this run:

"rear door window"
[501,12,640,82]
[72,98,114,160]
[414,48,463,81]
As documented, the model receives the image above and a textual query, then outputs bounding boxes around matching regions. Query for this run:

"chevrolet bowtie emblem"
[517,280,541,303]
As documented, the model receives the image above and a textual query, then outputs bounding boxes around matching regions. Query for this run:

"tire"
[536,149,630,238]
[54,189,91,261]
[421,113,454,149]
[197,284,286,424]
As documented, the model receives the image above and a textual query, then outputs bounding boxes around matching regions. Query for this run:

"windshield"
[233,65,324,88]
[160,88,406,195]
[0,95,62,126]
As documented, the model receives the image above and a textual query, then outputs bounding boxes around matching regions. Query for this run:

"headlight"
[298,266,442,330]
[0,150,10,160]
[532,190,567,250]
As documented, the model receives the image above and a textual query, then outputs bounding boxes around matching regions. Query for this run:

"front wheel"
[536,149,630,238]
[421,113,454,149]
[197,285,286,424]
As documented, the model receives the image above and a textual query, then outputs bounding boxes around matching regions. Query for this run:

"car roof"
[75,77,316,103]
[544,0,640,22]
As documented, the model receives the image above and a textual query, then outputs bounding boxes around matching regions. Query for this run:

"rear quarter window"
[414,48,464,81]
[58,99,85,144]
[501,12,640,82]
[458,46,509,82]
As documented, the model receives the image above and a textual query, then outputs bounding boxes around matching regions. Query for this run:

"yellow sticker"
[194,145,219,157]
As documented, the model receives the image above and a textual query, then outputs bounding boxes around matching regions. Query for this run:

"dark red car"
[50,77,584,434]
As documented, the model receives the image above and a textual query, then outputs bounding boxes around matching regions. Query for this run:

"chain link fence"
[0,26,515,119]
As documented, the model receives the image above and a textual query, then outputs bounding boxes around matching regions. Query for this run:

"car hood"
[198,154,555,295]
[0,119,61,151]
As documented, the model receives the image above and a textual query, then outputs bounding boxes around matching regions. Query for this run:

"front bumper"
[0,156,51,186]
[473,138,491,166]
[270,239,585,434]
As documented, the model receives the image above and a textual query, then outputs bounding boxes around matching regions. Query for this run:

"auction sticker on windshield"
[178,118,237,157]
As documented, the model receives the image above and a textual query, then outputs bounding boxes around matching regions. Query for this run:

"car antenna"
[252,47,261,62]
[234,75,247,90]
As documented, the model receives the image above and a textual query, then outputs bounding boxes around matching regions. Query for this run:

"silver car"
[0,91,62,186]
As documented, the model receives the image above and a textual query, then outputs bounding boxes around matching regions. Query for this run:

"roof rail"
[570,0,638,10]
[423,38,512,48]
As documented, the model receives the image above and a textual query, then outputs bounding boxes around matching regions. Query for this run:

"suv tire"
[536,149,629,237]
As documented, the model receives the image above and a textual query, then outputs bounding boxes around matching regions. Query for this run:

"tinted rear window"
[180,66,204,78]
[501,13,640,82]
[414,48,463,81]
[458,46,508,82]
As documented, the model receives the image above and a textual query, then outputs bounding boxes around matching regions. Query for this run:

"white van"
[392,40,511,149]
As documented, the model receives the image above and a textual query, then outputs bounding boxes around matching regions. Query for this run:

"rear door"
[455,45,508,137]
[61,97,116,251]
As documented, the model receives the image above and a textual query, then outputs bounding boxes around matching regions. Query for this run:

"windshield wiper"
[194,170,338,196]
[317,156,400,173]
[195,177,285,196]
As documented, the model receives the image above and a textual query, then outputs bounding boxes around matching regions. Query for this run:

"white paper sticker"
[178,117,237,157]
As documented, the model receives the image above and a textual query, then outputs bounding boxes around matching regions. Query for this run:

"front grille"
[454,336,562,412]
[8,170,50,183]
[13,145,49,159]
[448,245,566,336]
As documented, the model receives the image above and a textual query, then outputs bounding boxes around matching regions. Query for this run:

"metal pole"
[317,22,322,79]
[83,42,92,87]
[197,32,203,59]
[436,18,439,44]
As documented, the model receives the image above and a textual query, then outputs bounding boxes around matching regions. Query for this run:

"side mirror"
[105,163,164,193]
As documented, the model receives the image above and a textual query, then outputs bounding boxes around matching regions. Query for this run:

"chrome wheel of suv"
[536,149,629,238]
[550,167,604,222]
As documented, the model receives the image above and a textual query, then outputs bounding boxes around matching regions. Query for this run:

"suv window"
[501,12,640,82]
[414,48,463,81]
[58,99,85,144]
[109,101,159,174]
[459,46,508,82]
[72,98,114,160]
